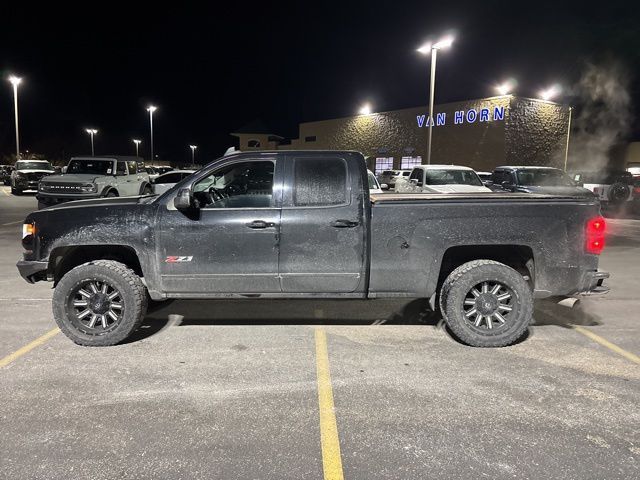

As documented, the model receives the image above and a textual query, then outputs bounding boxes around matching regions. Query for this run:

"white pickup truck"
[395,165,492,194]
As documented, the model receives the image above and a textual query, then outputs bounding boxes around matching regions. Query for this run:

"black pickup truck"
[17,150,609,347]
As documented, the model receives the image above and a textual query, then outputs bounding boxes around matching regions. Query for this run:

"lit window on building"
[375,157,394,174]
[401,156,422,169]
[247,139,261,148]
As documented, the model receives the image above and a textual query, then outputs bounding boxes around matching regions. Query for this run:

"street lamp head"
[540,85,561,101]
[495,79,516,96]
[146,105,157,113]
[8,75,22,86]
[418,36,454,54]
[358,103,372,115]
[189,145,197,150]
[433,36,454,49]
[85,128,98,134]
[133,139,141,144]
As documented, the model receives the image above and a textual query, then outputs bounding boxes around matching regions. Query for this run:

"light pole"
[417,36,454,165]
[133,139,141,157]
[147,105,157,166]
[189,145,197,167]
[8,75,22,160]
[85,129,98,156]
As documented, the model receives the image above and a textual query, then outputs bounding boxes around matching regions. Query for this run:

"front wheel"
[53,260,148,346]
[439,260,533,347]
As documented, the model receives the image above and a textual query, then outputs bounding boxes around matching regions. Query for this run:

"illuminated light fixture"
[85,129,98,156]
[417,36,454,54]
[495,80,515,96]
[189,144,197,166]
[540,85,561,101]
[133,138,141,156]
[358,103,372,115]
[8,75,22,159]
[146,105,157,165]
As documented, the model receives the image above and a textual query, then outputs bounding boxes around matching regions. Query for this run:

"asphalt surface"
[0,187,639,479]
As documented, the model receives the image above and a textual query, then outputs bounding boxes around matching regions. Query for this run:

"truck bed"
[368,193,602,299]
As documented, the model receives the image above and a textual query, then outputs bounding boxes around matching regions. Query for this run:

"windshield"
[66,159,114,175]
[517,169,574,186]
[15,161,53,171]
[424,169,483,186]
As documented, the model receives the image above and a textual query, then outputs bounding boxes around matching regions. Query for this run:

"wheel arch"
[138,181,151,195]
[437,244,535,292]
[48,244,144,285]
[100,186,119,197]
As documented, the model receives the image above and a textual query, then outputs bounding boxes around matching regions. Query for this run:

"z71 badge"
[165,256,194,263]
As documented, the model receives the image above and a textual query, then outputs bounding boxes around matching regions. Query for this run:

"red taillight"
[585,216,606,255]
[633,186,640,197]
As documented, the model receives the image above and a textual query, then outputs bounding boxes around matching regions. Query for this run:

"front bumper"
[16,260,49,283]
[37,193,100,205]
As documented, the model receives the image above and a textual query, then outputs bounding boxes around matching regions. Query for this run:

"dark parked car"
[17,151,608,348]
[0,164,15,185]
[488,166,594,197]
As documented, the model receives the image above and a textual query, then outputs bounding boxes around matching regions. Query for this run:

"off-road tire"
[439,260,533,347]
[608,182,630,205]
[11,187,21,195]
[53,260,148,346]
[142,185,153,195]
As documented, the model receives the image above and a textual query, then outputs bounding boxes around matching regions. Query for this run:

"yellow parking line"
[0,328,60,369]
[1,189,9,196]
[315,328,345,480]
[574,326,640,365]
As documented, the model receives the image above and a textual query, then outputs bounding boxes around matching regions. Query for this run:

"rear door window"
[127,161,137,174]
[293,157,347,206]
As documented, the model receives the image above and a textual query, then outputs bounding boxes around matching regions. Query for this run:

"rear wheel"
[105,190,118,198]
[142,185,153,195]
[439,260,532,347]
[53,260,147,346]
[11,186,21,195]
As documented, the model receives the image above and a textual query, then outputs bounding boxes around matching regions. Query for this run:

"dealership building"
[232,95,572,174]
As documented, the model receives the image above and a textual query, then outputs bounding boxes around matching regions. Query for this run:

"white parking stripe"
[1,221,22,226]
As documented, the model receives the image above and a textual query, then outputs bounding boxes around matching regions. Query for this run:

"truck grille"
[25,172,48,181]
[40,183,84,193]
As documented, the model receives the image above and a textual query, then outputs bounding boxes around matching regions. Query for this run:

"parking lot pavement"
[1,189,639,479]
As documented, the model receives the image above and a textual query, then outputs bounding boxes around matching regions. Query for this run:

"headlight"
[39,182,47,191]
[80,184,97,193]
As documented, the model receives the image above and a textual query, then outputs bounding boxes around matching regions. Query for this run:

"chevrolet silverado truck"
[17,150,609,347]
[36,156,152,209]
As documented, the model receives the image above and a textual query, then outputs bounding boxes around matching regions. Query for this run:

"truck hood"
[422,184,493,193]
[38,195,152,212]
[40,174,101,183]
[15,169,54,174]
[517,185,596,197]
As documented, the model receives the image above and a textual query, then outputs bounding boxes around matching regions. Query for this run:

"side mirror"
[174,188,195,210]
[380,183,389,191]
[410,178,418,184]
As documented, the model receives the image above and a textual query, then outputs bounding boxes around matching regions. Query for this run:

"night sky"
[1,1,639,165]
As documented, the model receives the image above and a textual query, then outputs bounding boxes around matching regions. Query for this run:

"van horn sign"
[416,106,505,127]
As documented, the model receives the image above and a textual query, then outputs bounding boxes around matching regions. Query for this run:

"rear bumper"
[579,270,610,295]
[16,260,49,283]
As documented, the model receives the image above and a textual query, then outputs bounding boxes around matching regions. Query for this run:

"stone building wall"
[235,96,571,172]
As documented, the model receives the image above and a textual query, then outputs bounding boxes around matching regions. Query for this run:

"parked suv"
[10,160,55,194]
[37,156,152,209]
[489,166,594,197]
[571,170,634,210]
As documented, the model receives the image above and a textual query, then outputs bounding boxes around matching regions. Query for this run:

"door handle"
[330,219,359,228]
[246,220,275,229]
